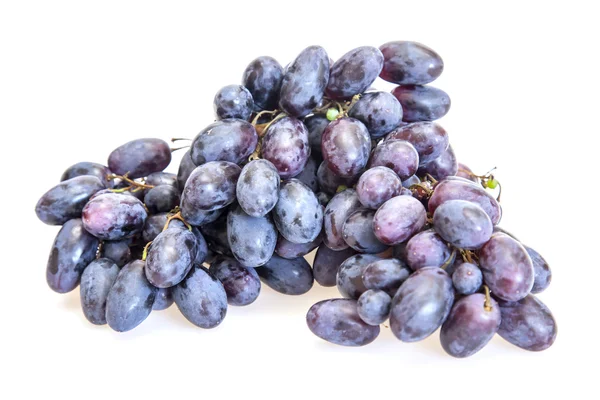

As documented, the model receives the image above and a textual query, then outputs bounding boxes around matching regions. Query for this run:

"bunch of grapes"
[35,41,556,358]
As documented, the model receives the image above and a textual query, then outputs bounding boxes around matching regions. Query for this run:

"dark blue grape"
[180,161,241,214]
[405,229,452,270]
[323,189,362,250]
[357,289,391,326]
[200,213,233,257]
[214,85,254,121]
[386,122,449,165]
[177,150,196,192]
[142,213,184,242]
[313,246,356,287]
[391,85,451,122]
[356,166,402,209]
[452,262,483,295]
[227,205,277,267]
[191,227,208,265]
[190,119,257,165]
[242,56,283,110]
[61,162,113,188]
[108,138,171,179]
[261,116,310,179]
[337,254,381,299]
[380,41,444,85]
[146,226,198,288]
[291,156,319,192]
[255,255,313,295]
[102,240,131,267]
[316,161,357,195]
[236,159,280,217]
[326,46,383,99]
[210,256,261,306]
[80,258,120,324]
[153,288,174,311]
[368,139,419,180]
[82,192,148,240]
[304,114,329,158]
[433,200,493,249]
[273,179,323,244]
[348,92,403,138]
[525,245,552,294]
[322,117,371,177]
[342,209,388,254]
[362,258,411,296]
[145,172,177,189]
[418,144,458,180]
[144,185,180,214]
[275,233,322,259]
[373,195,427,246]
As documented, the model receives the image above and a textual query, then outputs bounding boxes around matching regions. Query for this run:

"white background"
[1,1,598,398]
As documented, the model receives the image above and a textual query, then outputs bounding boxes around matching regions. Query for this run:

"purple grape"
[242,56,283,110]
[401,174,421,188]
[108,138,171,179]
[452,262,483,295]
[348,92,403,138]
[313,246,356,287]
[323,189,362,250]
[191,226,208,265]
[146,227,198,288]
[342,209,388,254]
[497,294,557,351]
[405,229,452,270]
[316,161,357,195]
[373,195,427,246]
[357,289,391,326]
[142,213,184,242]
[275,233,322,259]
[433,200,493,250]
[177,150,196,192]
[386,122,449,165]
[190,119,258,165]
[213,85,254,121]
[326,46,383,99]
[356,166,402,209]
[236,159,280,217]
[82,192,148,240]
[362,258,411,296]
[102,240,131,267]
[227,205,277,267]
[316,192,331,206]
[379,41,444,85]
[200,213,233,257]
[61,162,113,188]
[478,233,534,301]
[272,179,323,244]
[456,163,479,183]
[144,185,180,214]
[418,144,458,180]
[80,258,120,324]
[304,114,329,158]
[279,46,329,118]
[322,117,371,177]
[525,245,552,294]
[255,255,313,295]
[152,287,174,311]
[210,256,261,306]
[390,267,454,342]
[391,85,451,122]
[337,254,381,299]
[145,172,177,190]
[307,299,380,346]
[180,161,241,214]
[292,156,319,192]
[261,116,310,179]
[440,293,501,358]
[368,139,419,180]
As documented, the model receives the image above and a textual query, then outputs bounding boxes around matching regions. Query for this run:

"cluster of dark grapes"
[35,40,557,358]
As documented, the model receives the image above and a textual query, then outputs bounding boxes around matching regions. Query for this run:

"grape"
[402,174,420,188]
[61,162,113,188]
[456,163,479,183]
[433,200,493,249]
[272,179,323,244]
[209,256,261,306]
[367,139,419,180]
[145,171,177,188]
[255,255,313,295]
[177,150,196,192]
[292,156,319,192]
[379,41,444,85]
[107,138,171,179]
[498,294,557,351]
[452,262,483,295]
[80,258,120,325]
[321,117,371,177]
[323,189,362,250]
[525,245,552,294]
[304,114,329,158]
[386,122,449,165]
[82,192,148,240]
[142,213,184,242]
[428,177,502,225]
[279,45,329,118]
[191,227,208,265]
[342,209,388,254]
[152,288,174,311]
[173,265,228,328]
[326,46,383,99]
[418,144,458,180]
[200,213,233,256]
[313,246,356,287]
[144,185,180,214]
[102,240,131,267]
[390,267,454,342]
[275,233,322,259]
[337,254,381,299]
[405,229,452,270]
[105,260,158,332]
[357,289,391,325]
[348,92,403,138]
[242,56,283,110]
[317,161,357,195]
[146,226,198,288]
[316,192,331,207]
[440,293,501,358]
[190,119,258,165]
[356,166,402,209]
[180,161,241,214]
[236,159,280,217]
[227,205,277,267]
[391,85,451,122]
[261,116,310,179]
[213,85,254,121]
[36,176,104,225]
[478,233,534,301]
[373,195,427,245]
[362,258,411,296]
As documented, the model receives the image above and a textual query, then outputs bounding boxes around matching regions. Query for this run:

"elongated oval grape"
[61,162,113,188]
[405,229,452,270]
[525,245,552,294]
[498,295,557,351]
[210,256,261,306]
[362,258,411,296]
[418,144,458,180]
[146,227,198,288]
[304,114,329,158]
[386,122,449,165]
[292,156,319,192]
[144,185,180,214]
[150,288,172,311]
[380,41,444,85]
[313,246,356,287]
[261,116,310,179]
[478,233,534,301]
[307,299,380,346]
[317,161,357,195]
[180,161,241,215]
[47,219,99,293]
[80,258,120,324]
[342,209,388,254]
[356,166,402,209]
[368,139,419,180]
[390,267,454,342]
[348,92,403,138]
[190,119,257,165]
[429,178,502,225]
[190,227,208,265]
[105,260,158,332]
[213,85,254,121]
[391,85,451,122]
[275,233,322,259]
[322,117,371,177]
[236,159,280,217]
[326,46,383,99]
[323,189,362,250]
[36,176,104,225]
[200,213,233,256]
[173,265,227,328]
[108,138,171,179]
[273,179,322,244]
[337,254,381,299]
[82,192,147,240]
[357,289,391,326]
[433,200,493,249]
[177,150,196,192]
[102,240,131,267]
[452,262,483,295]
[440,293,501,358]
[227,206,277,267]
[255,255,313,295]
[242,56,283,110]
[279,46,329,117]
[373,195,427,245]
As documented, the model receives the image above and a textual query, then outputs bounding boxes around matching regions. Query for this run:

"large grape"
[525,245,552,294]
[102,240,131,267]
[389,267,454,342]
[342,209,388,254]
[379,41,444,85]
[348,92,403,138]
[316,161,357,195]
[146,227,198,288]
[279,46,329,117]
[144,185,180,214]
[152,287,174,311]
[478,233,534,301]
[227,205,277,267]
[79,258,120,325]
[61,162,113,188]
[323,189,362,250]
[313,246,356,287]
[356,166,402,209]
[373,195,427,245]
[337,254,381,299]
[391,85,451,122]
[236,159,280,217]
[107,138,171,179]
[292,156,319,192]
[36,176,104,225]
[405,229,452,270]
[321,117,371,177]
[190,119,257,165]
[433,200,493,249]
[368,139,419,180]
[242,56,283,110]
[386,122,449,165]
[209,256,261,306]
[275,233,322,260]
[82,192,147,240]
[357,289,391,326]
[362,258,411,296]
[255,255,313,295]
[180,161,240,214]
[272,179,322,244]
[417,144,458,180]
[177,150,196,192]
[213,85,254,121]
[326,46,383,99]
[452,262,483,295]
[304,114,329,158]
[440,293,501,358]
[261,116,310,179]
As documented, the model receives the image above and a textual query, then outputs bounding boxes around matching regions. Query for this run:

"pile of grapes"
[35,41,557,358]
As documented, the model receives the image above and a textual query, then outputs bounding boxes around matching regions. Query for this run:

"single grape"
[391,85,451,122]
[342,209,388,254]
[326,46,383,99]
[316,191,331,207]
[417,144,458,180]
[146,226,198,288]
[177,150,197,192]
[373,195,427,245]
[200,213,233,257]
[261,116,310,179]
[452,262,483,295]
[236,159,280,217]
[80,258,120,324]
[524,245,552,294]
[144,185,180,214]
[362,258,411,296]
[190,119,257,165]
[357,289,391,326]
[153,288,174,311]
[61,162,113,188]
[456,163,479,183]
[337,254,381,299]
[368,139,419,180]
[379,41,444,85]
[304,114,329,158]
[292,156,319,192]
[272,179,323,244]
[386,122,449,165]
[321,117,371,177]
[102,240,131,267]
[433,200,493,249]
[275,233,322,259]
[323,189,362,250]
[227,205,277,267]
[145,171,177,189]
[255,255,314,295]
[356,166,402,209]
[405,229,452,270]
[316,161,358,195]
[401,174,421,188]
[209,256,261,306]
[313,246,357,287]
[142,213,184,242]
[180,161,241,214]
[348,92,403,138]
[242,56,283,110]
[107,138,171,179]
[214,85,254,121]
[82,192,148,240]
[191,226,209,265]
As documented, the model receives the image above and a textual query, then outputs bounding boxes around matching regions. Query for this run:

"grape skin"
[180,161,241,213]
[456,163,479,183]
[356,166,402,209]
[525,245,552,294]
[210,256,261,306]
[452,262,483,295]
[227,205,277,267]
[368,139,419,180]
[405,229,452,270]
[373,195,427,246]
[275,233,322,260]
[391,85,451,122]
[348,92,403,138]
[433,200,493,250]
[291,156,319,192]
[386,122,449,165]
[200,213,233,257]
[321,117,371,177]
[342,209,389,254]
[142,213,185,242]
[146,227,199,288]
[313,246,356,287]
[272,179,323,244]
[107,138,171,179]
[337,254,381,299]
[242,56,283,110]
[144,185,180,214]
[379,41,444,85]
[190,119,258,166]
[304,114,329,158]
[236,159,280,217]
[401,174,420,188]
[177,150,196,192]
[145,171,178,189]
[213,85,254,121]
[362,258,411,296]
[255,255,314,295]
[316,161,358,195]
[102,240,131,267]
[261,116,310,179]
[80,258,120,325]
[326,46,384,100]
[82,192,148,241]
[323,189,362,250]
[417,144,458,180]
[61,162,113,188]
[357,289,391,326]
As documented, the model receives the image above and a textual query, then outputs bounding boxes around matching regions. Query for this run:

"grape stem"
[409,183,433,197]
[249,112,287,161]
[95,241,104,260]
[170,145,190,153]
[483,285,492,311]
[251,109,279,126]
[171,137,191,142]
[107,173,155,191]
[162,209,192,232]
[458,167,502,202]
[142,241,153,261]
[440,248,456,270]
